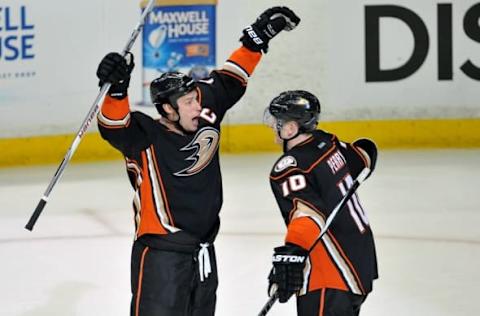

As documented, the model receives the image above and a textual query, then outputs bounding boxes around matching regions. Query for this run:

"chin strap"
[165,106,191,135]
[276,123,302,153]
[167,97,196,135]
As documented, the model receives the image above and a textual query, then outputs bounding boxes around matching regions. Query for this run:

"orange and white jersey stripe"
[286,199,365,295]
[222,46,262,84]
[97,96,131,129]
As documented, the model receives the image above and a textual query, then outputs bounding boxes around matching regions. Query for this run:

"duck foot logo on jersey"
[174,126,219,177]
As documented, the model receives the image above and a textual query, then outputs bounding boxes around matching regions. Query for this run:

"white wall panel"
[1,0,478,138]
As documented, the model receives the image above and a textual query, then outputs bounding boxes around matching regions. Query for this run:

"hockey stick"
[257,167,371,316]
[257,291,278,316]
[25,0,156,231]
[314,167,371,244]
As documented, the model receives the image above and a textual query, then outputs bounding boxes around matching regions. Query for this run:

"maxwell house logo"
[0,6,35,61]
[149,10,210,38]
[0,5,35,80]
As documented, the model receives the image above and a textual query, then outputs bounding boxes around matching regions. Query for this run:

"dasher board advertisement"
[141,2,216,104]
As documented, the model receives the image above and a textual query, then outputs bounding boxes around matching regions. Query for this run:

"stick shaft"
[122,0,156,55]
[257,293,278,316]
[307,167,370,254]
[25,0,156,231]
[318,168,370,238]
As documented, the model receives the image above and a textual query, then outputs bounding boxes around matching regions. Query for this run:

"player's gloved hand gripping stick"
[25,0,157,231]
[258,139,378,316]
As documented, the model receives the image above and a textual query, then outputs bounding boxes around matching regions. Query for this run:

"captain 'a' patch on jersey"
[174,126,220,177]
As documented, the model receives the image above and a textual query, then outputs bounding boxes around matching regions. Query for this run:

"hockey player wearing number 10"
[95,6,300,316]
[264,91,379,316]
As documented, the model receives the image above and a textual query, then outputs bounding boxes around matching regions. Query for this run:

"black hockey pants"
[130,239,218,316]
[297,288,367,316]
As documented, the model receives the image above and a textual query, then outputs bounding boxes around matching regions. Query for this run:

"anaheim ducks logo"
[174,127,220,177]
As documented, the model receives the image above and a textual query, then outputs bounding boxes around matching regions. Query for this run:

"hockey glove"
[240,6,300,53]
[353,138,378,179]
[96,52,135,100]
[268,244,308,303]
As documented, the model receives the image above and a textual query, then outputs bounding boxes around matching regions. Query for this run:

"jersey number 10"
[281,174,307,197]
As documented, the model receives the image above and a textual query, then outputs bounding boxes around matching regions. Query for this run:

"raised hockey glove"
[240,6,300,53]
[96,52,135,100]
[353,138,378,179]
[268,244,308,303]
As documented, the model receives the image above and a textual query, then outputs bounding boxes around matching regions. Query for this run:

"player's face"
[264,115,299,145]
[277,121,298,143]
[177,90,201,132]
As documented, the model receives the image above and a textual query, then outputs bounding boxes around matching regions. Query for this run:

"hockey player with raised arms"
[264,91,379,315]
[95,7,300,316]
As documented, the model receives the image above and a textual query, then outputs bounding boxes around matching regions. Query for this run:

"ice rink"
[1,150,479,316]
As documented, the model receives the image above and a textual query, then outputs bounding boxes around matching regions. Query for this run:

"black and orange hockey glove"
[268,244,308,303]
[96,52,135,100]
[240,6,300,53]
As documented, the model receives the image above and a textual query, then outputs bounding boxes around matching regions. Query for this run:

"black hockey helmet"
[150,72,196,116]
[267,90,321,133]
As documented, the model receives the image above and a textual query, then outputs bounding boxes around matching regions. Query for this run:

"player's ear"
[162,103,179,120]
[163,103,175,115]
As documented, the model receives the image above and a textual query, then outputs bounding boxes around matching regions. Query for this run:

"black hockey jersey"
[98,47,261,243]
[269,130,378,295]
